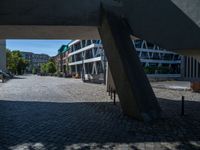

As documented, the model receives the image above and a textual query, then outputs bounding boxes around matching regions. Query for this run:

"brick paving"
[0,75,200,150]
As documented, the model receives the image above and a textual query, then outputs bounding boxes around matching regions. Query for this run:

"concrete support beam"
[98,9,161,121]
[106,66,116,92]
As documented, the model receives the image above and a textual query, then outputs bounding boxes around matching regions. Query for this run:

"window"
[92,40,97,44]
[134,40,142,48]
[147,42,154,49]
[87,40,91,46]
[82,40,86,47]
[85,49,93,59]
[140,52,149,59]
[152,53,160,60]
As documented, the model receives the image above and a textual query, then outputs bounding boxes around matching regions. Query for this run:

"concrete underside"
[0,26,100,39]
[123,0,200,52]
[0,0,200,53]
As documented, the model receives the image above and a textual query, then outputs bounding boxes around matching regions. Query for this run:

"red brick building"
[53,45,69,74]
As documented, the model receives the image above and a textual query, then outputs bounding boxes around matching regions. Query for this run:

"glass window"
[152,53,160,60]
[134,40,142,48]
[140,52,149,59]
[147,42,154,49]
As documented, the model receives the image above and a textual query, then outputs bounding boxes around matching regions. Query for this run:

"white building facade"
[181,56,200,80]
[67,39,181,82]
[0,40,6,71]
[21,52,50,73]
[133,40,181,78]
[68,40,106,82]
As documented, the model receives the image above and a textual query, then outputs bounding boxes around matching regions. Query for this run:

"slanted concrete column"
[98,9,161,121]
[0,40,6,71]
[106,65,115,92]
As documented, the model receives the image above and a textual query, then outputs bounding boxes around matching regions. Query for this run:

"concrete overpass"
[0,0,200,121]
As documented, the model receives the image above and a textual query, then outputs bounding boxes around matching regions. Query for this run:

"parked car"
[5,71,14,78]
[64,73,72,78]
[0,70,11,79]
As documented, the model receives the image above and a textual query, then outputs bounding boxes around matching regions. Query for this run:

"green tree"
[6,50,29,75]
[40,59,57,75]
[32,68,36,74]
[40,64,48,74]
[47,62,56,73]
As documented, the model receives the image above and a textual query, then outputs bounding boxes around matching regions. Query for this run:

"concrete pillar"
[75,65,77,74]
[98,9,161,121]
[195,60,199,78]
[189,57,192,78]
[0,40,6,71]
[193,58,195,78]
[186,57,189,78]
[180,56,186,78]
[82,51,86,75]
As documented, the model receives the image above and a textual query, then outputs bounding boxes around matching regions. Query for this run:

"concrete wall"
[0,40,6,71]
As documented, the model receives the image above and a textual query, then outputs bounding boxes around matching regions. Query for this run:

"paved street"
[0,75,200,150]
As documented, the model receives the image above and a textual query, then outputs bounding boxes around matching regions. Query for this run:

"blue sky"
[6,39,71,56]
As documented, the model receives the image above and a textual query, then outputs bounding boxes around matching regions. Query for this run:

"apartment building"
[21,52,50,73]
[53,45,69,73]
[133,40,181,78]
[67,40,106,82]
[67,39,181,81]
[181,56,200,80]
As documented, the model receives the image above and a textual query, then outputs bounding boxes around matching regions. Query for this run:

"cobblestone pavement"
[0,75,200,150]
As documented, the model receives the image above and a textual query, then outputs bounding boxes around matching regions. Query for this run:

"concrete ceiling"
[0,0,199,55]
[0,26,100,39]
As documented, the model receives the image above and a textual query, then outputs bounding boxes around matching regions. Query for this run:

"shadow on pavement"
[13,76,26,80]
[0,98,199,149]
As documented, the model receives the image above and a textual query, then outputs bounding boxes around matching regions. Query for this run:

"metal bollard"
[2,76,4,83]
[113,90,116,105]
[108,85,111,96]
[108,85,110,95]
[181,96,185,116]
[107,85,109,93]
[111,88,113,99]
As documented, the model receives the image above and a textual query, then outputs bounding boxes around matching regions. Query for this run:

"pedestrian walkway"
[0,75,199,149]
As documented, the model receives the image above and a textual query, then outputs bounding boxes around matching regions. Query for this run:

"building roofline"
[68,40,81,47]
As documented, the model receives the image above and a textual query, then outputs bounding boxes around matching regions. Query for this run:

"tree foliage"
[40,60,56,74]
[47,62,56,73]
[6,50,29,75]
[40,64,48,74]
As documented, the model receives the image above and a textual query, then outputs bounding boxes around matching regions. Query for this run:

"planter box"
[191,81,200,92]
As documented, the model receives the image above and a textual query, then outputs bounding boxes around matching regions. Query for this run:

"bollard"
[108,85,111,96]
[113,90,116,105]
[181,96,185,116]
[111,88,113,99]
[107,85,110,93]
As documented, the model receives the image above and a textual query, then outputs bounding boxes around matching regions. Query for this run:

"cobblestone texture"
[0,75,200,150]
